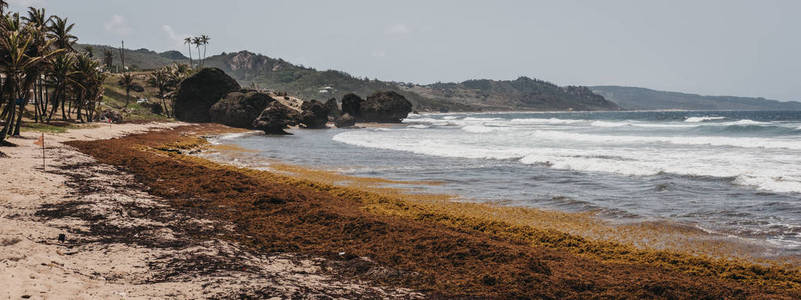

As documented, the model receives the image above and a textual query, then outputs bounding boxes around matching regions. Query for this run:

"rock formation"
[298,100,330,129]
[173,68,241,122]
[252,101,298,135]
[210,90,275,128]
[334,113,356,128]
[324,98,341,121]
[359,91,413,123]
[341,93,363,118]
[99,109,123,123]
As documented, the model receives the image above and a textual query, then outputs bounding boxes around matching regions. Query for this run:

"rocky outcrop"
[173,68,241,122]
[341,93,363,118]
[210,90,275,128]
[360,91,413,123]
[252,101,298,135]
[324,98,341,121]
[334,113,355,128]
[298,100,330,129]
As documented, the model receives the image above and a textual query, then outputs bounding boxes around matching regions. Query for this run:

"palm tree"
[0,13,62,141]
[200,34,210,66]
[184,36,193,68]
[147,67,171,115]
[47,52,77,121]
[192,36,202,67]
[117,72,135,108]
[46,16,76,51]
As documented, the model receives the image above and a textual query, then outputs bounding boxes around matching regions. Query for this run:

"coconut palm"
[147,67,171,116]
[46,16,76,51]
[184,36,193,68]
[118,72,135,108]
[46,52,77,120]
[192,36,202,67]
[0,13,62,141]
[199,34,209,66]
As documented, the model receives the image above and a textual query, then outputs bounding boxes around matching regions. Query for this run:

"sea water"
[211,111,801,254]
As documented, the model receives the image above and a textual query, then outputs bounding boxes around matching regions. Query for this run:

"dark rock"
[173,68,241,122]
[210,90,275,128]
[99,109,123,123]
[324,98,341,120]
[252,101,298,135]
[298,100,330,129]
[341,93,363,117]
[360,91,413,123]
[334,113,356,128]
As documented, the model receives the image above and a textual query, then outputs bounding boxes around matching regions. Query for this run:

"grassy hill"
[591,86,801,111]
[76,44,620,112]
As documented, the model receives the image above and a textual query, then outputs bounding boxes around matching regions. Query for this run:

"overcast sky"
[8,0,801,101]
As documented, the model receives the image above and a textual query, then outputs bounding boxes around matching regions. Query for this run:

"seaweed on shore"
[64,124,801,299]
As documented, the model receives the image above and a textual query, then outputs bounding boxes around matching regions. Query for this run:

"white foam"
[685,116,726,123]
[724,119,770,126]
[461,125,496,133]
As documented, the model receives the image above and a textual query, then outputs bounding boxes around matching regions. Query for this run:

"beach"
[1,122,799,298]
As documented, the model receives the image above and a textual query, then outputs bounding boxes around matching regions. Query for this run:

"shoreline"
[202,129,801,264]
[3,123,801,298]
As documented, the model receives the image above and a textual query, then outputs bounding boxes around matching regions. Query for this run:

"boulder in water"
[360,91,413,123]
[341,93,363,118]
[324,97,341,121]
[253,101,298,135]
[210,90,275,128]
[334,113,356,128]
[173,68,241,122]
[298,100,330,129]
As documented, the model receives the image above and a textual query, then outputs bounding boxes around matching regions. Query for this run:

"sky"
[8,0,801,101]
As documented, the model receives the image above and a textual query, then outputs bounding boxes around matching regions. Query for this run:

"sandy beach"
[0,123,420,299]
[0,122,795,298]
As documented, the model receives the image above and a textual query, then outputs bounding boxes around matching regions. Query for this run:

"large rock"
[298,100,330,129]
[252,101,298,135]
[334,113,355,128]
[173,68,241,122]
[324,97,341,121]
[360,91,413,123]
[210,90,275,128]
[341,93,363,118]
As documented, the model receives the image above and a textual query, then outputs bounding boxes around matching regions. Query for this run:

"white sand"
[0,122,421,299]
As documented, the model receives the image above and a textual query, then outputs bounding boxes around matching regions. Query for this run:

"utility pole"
[119,40,126,73]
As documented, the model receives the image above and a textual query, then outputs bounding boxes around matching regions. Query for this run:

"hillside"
[591,86,801,111]
[75,44,189,71]
[76,44,620,112]
[202,51,620,112]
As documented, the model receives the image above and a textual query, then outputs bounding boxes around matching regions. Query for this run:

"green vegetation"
[0,5,106,145]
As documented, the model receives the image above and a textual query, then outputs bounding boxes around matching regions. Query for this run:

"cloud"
[162,25,189,49]
[385,24,411,36]
[104,14,133,36]
[371,50,386,58]
[7,0,46,7]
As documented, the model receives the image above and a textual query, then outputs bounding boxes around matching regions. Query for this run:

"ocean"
[208,110,801,255]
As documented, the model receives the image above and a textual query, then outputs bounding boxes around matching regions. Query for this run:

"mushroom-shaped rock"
[252,101,298,135]
[210,90,275,128]
[173,68,241,122]
[324,97,341,121]
[360,91,413,123]
[341,93,363,118]
[299,100,330,129]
